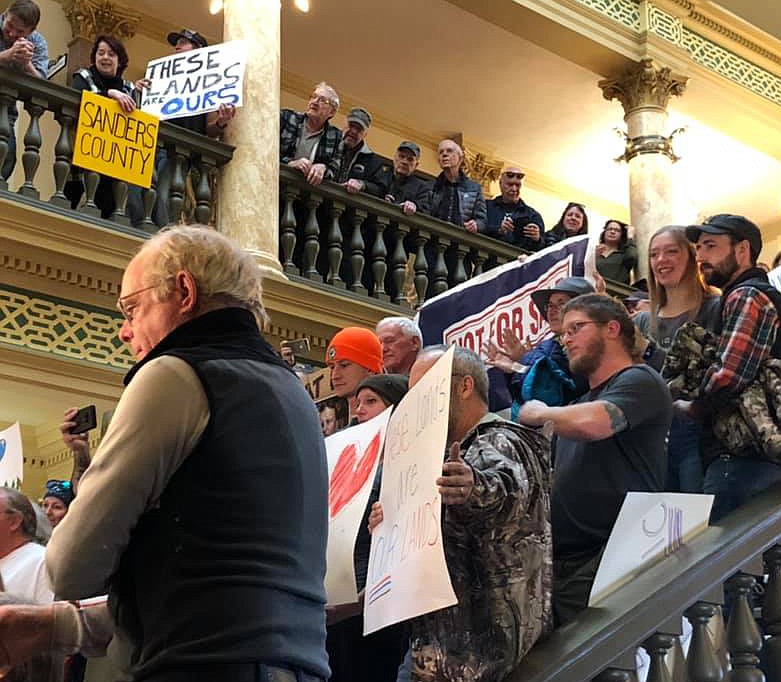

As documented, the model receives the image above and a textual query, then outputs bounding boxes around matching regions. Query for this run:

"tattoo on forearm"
[604,402,628,434]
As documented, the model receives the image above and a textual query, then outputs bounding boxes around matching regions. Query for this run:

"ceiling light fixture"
[294,0,310,12]
[209,0,223,14]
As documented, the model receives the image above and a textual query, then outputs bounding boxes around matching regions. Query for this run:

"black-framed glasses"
[561,321,603,339]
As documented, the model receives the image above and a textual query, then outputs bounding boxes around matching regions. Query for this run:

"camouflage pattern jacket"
[663,321,781,462]
[409,414,553,682]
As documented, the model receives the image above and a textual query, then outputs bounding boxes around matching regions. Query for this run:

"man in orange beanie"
[326,327,383,421]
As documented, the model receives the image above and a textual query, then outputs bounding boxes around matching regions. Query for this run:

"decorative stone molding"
[0,288,133,370]
[0,254,121,297]
[62,0,141,42]
[462,149,504,198]
[598,58,688,113]
[576,0,641,31]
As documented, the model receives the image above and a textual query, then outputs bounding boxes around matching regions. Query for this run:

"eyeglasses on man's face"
[116,284,161,323]
[561,320,603,339]
[309,93,335,107]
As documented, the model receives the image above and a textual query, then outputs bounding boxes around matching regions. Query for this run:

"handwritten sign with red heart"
[329,432,381,518]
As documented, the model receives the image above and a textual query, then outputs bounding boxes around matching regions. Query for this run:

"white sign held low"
[140,40,247,120]
[364,346,457,634]
[325,407,392,606]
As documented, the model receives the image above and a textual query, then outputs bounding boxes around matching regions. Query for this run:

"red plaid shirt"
[698,284,779,410]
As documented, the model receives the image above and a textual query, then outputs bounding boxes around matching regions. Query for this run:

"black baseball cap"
[167,29,208,49]
[686,214,762,261]
[346,107,372,131]
[397,141,421,158]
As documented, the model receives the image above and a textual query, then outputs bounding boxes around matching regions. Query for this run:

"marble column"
[599,59,687,280]
[220,0,283,278]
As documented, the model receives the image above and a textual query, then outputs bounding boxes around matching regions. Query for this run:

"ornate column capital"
[462,148,503,198]
[62,0,141,43]
[598,58,688,114]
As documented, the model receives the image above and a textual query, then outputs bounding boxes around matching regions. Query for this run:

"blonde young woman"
[635,225,720,492]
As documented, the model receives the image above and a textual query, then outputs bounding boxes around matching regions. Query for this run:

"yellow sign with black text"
[72,90,159,188]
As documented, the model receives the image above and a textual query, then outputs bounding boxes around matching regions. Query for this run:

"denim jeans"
[666,413,704,493]
[704,455,781,522]
[126,148,172,228]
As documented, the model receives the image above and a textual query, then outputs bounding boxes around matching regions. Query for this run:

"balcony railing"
[279,165,525,309]
[0,67,233,232]
[509,482,781,682]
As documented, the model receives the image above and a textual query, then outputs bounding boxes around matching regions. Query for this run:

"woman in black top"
[67,35,138,219]
[544,201,589,246]
[596,219,638,284]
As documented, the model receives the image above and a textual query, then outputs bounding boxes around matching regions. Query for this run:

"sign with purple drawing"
[588,492,714,606]
[363,347,457,635]
[0,422,24,489]
[325,407,392,606]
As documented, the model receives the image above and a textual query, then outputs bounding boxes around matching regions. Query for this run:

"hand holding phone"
[70,405,97,434]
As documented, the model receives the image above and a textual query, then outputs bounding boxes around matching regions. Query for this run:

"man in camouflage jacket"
[406,346,552,682]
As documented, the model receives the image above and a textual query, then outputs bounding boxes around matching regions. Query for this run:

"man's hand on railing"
[343,179,364,194]
[307,162,327,185]
[1,39,33,69]
[464,219,478,233]
[288,158,312,175]
[107,89,136,113]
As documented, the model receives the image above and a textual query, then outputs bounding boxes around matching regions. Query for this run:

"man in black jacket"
[486,167,545,251]
[336,107,387,198]
[383,141,430,216]
[429,139,486,233]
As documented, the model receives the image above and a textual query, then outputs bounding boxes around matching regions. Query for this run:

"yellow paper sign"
[72,90,160,189]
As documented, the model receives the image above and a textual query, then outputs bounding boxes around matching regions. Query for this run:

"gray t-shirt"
[552,365,673,560]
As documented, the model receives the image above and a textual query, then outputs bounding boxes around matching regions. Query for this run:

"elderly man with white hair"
[375,316,422,375]
[428,139,486,233]
[0,226,331,682]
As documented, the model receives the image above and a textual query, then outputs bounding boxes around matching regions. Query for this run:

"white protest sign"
[140,41,246,120]
[0,423,24,488]
[325,407,392,606]
[364,346,457,634]
[589,492,714,606]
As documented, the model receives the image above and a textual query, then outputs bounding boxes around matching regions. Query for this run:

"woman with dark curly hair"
[595,219,637,284]
[544,202,589,247]
[66,34,139,219]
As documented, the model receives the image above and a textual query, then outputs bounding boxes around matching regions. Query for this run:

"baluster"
[452,243,469,286]
[0,89,15,190]
[349,208,367,295]
[80,170,101,217]
[593,669,636,682]
[18,97,44,199]
[326,200,345,288]
[194,157,216,225]
[110,180,130,225]
[302,194,323,281]
[643,633,676,682]
[136,161,158,231]
[414,230,429,305]
[685,602,724,682]
[280,184,299,274]
[168,147,188,224]
[472,249,487,277]
[763,546,781,682]
[392,222,410,305]
[431,237,449,296]
[371,214,389,301]
[668,634,688,682]
[50,106,75,208]
[725,573,764,682]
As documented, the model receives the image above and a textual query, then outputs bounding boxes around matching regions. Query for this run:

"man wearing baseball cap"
[383,141,431,216]
[335,107,387,197]
[681,214,781,520]
[326,327,383,420]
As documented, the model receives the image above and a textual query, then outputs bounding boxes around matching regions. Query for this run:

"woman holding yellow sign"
[65,34,140,219]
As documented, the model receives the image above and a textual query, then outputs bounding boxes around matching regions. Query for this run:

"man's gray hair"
[314,81,340,111]
[139,225,269,329]
[376,316,422,343]
[1,487,36,540]
[419,344,489,405]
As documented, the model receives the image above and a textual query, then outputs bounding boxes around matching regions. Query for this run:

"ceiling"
[716,1,781,43]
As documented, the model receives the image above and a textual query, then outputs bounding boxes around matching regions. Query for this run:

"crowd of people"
[0,212,777,682]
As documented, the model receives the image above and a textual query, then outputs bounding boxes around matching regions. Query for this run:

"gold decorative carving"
[462,149,503,198]
[598,58,688,113]
[62,0,141,42]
